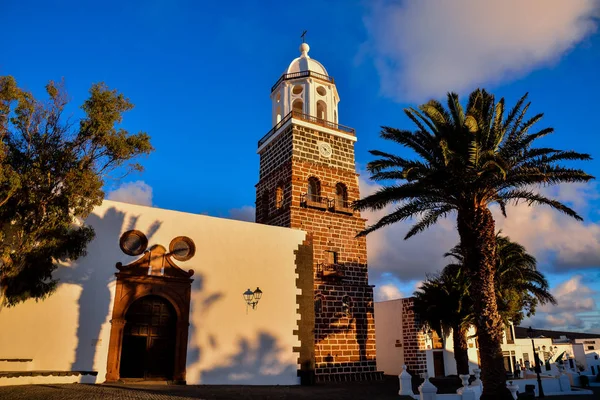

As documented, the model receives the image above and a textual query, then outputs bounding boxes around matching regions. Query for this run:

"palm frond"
[405,205,454,239]
[500,189,583,220]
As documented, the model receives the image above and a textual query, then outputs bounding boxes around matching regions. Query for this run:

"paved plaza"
[0,381,598,400]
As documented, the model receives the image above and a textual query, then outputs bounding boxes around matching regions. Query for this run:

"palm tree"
[415,234,555,377]
[354,89,593,399]
[445,234,556,326]
[413,270,471,375]
[494,235,556,325]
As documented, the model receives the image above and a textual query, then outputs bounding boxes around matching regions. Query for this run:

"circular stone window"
[292,85,303,95]
[119,230,148,256]
[169,236,196,262]
[316,86,326,96]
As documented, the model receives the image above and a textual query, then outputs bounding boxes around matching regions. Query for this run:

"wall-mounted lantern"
[243,287,263,311]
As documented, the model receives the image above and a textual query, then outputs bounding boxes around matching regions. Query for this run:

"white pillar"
[506,382,519,399]
[418,373,438,400]
[457,374,473,395]
[398,365,415,396]
[470,368,482,389]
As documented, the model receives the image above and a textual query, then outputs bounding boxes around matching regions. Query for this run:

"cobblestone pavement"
[0,381,598,400]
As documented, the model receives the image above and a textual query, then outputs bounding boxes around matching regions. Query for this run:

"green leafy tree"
[354,89,592,399]
[0,76,153,306]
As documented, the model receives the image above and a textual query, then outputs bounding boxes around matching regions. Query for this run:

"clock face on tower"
[318,141,333,158]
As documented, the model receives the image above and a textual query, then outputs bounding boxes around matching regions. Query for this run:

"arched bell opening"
[316,100,327,121]
[292,99,304,114]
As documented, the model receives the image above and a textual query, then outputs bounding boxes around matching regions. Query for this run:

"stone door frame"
[105,272,193,384]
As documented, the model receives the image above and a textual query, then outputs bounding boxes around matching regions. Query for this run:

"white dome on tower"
[285,42,329,76]
[269,41,340,128]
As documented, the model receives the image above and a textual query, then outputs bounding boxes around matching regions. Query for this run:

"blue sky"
[2,0,599,332]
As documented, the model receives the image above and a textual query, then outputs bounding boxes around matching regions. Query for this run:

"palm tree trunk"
[457,206,511,400]
[453,325,470,375]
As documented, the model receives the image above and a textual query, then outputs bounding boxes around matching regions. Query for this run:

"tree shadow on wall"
[184,275,225,378]
[55,207,161,377]
[313,262,375,376]
[199,332,298,385]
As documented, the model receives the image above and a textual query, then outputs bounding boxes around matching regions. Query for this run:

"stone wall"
[256,122,379,381]
[401,298,428,376]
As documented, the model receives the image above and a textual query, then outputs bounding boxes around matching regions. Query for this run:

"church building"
[0,42,380,386]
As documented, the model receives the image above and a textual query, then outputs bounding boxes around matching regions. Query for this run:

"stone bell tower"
[256,42,380,382]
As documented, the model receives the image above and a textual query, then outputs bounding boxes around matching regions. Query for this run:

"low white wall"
[584,352,600,375]
[0,200,306,386]
[374,300,404,375]
[510,377,561,396]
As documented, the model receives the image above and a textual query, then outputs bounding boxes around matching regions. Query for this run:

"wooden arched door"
[120,295,177,380]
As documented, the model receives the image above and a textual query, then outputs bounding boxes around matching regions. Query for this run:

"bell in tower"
[256,42,382,383]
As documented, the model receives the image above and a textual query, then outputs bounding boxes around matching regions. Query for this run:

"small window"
[432,331,444,349]
[276,184,284,209]
[261,191,269,220]
[292,85,303,95]
[325,250,337,265]
[275,105,282,124]
[335,183,348,209]
[316,86,326,96]
[307,177,321,202]
[342,295,352,317]
[276,92,281,103]
[588,345,595,350]
[504,325,514,344]
[315,294,323,314]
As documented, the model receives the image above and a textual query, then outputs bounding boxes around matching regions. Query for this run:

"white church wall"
[0,200,306,386]
[374,299,404,375]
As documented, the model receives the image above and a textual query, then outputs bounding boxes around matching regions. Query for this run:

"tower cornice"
[258,111,356,154]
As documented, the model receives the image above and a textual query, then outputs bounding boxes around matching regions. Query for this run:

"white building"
[375,298,600,379]
[0,200,308,385]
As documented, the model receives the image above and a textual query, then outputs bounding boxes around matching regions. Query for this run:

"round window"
[316,86,326,96]
[292,85,303,95]
[119,230,148,256]
[169,236,196,261]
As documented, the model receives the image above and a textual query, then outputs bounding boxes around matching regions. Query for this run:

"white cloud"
[375,283,404,302]
[106,181,153,206]
[522,275,599,331]
[360,171,600,332]
[227,206,255,222]
[540,276,596,313]
[360,175,459,281]
[494,184,600,271]
[362,172,600,282]
[363,0,600,102]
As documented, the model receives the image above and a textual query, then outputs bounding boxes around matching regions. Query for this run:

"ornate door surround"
[105,233,194,384]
